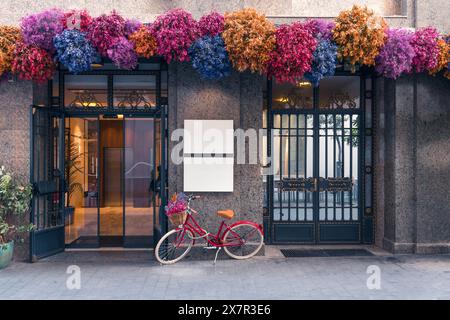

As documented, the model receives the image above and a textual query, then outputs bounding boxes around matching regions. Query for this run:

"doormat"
[280,249,374,258]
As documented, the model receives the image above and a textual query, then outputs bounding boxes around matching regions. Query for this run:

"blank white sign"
[183,157,234,192]
[184,119,234,154]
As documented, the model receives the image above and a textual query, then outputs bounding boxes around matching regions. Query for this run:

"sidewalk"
[0,247,449,299]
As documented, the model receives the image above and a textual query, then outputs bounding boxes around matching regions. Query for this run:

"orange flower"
[429,38,449,76]
[332,5,386,70]
[129,26,157,59]
[0,26,22,75]
[222,8,276,73]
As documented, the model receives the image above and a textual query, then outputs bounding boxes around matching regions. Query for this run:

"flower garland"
[375,28,415,79]
[129,26,157,59]
[150,8,199,63]
[333,5,387,70]
[198,12,224,37]
[1,6,449,84]
[87,11,126,57]
[222,8,276,73]
[21,8,64,51]
[11,42,55,83]
[54,29,98,74]
[189,35,231,79]
[62,10,92,32]
[107,37,138,70]
[411,27,440,73]
[0,26,22,76]
[267,22,317,83]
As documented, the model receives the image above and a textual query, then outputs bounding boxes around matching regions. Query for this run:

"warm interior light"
[297,81,312,88]
[90,63,103,68]
[117,114,124,119]
[275,97,289,103]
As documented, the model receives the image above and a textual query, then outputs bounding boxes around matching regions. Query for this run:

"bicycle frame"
[175,208,253,248]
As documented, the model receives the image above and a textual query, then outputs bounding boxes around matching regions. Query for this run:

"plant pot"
[65,206,75,225]
[0,241,14,269]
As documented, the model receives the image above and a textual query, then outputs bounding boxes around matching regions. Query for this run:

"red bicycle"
[155,195,264,264]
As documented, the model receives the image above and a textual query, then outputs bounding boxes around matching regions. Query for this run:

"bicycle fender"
[228,220,264,235]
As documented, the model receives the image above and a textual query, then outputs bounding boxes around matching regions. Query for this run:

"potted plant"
[0,166,33,269]
[64,133,84,225]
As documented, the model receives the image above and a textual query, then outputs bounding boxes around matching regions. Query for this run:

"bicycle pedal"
[203,246,217,250]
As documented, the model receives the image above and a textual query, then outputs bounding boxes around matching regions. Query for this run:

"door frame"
[266,70,375,245]
[30,61,169,260]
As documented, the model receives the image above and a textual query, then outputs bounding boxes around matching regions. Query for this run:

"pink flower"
[411,27,440,73]
[150,8,199,63]
[198,12,224,37]
[267,22,317,83]
[87,11,126,57]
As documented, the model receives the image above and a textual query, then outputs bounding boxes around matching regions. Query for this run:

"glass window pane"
[272,80,313,110]
[319,76,360,109]
[64,75,108,107]
[113,75,156,108]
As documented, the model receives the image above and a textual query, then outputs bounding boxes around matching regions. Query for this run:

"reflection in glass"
[272,81,313,110]
[64,75,108,107]
[124,119,156,244]
[114,75,156,108]
[273,114,314,222]
[318,114,359,221]
[65,118,99,247]
[319,76,360,109]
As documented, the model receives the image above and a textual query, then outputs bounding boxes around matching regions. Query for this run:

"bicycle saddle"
[217,209,234,220]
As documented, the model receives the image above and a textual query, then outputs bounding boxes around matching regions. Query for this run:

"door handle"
[311,177,318,192]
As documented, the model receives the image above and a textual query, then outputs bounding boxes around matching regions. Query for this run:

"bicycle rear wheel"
[222,223,263,260]
[155,229,194,264]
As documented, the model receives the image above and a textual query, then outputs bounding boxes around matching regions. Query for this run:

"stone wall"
[168,63,264,232]
[376,74,450,254]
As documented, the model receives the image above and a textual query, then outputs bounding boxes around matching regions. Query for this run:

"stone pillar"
[382,76,417,253]
[415,74,450,253]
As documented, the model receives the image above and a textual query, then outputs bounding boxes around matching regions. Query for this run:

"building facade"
[0,0,449,261]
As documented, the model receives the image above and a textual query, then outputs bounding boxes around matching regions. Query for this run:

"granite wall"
[376,74,450,254]
[168,63,264,232]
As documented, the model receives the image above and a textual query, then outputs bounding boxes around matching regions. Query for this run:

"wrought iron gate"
[267,74,374,244]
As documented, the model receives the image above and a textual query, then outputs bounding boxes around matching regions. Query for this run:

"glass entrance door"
[64,116,160,248]
[269,76,373,244]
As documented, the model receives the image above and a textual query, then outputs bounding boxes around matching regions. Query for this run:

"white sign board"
[183,120,234,192]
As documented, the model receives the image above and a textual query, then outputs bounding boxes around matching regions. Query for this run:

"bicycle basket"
[168,211,187,226]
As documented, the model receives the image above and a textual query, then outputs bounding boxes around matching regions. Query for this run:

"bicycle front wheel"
[223,223,263,260]
[155,229,194,264]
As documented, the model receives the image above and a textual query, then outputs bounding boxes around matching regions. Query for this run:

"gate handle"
[313,177,318,192]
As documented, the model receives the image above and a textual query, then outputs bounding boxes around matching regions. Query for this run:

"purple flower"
[304,19,335,40]
[124,19,142,36]
[375,28,415,79]
[21,8,64,51]
[107,37,138,70]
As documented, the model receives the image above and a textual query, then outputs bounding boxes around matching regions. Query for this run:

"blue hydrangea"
[188,35,231,80]
[304,39,338,87]
[54,29,98,74]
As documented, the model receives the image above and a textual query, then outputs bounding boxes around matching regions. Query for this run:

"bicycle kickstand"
[213,247,222,265]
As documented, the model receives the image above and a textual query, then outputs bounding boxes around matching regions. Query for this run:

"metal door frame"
[30,60,169,259]
[266,70,375,244]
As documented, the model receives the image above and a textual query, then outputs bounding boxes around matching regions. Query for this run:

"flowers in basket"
[165,193,188,226]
